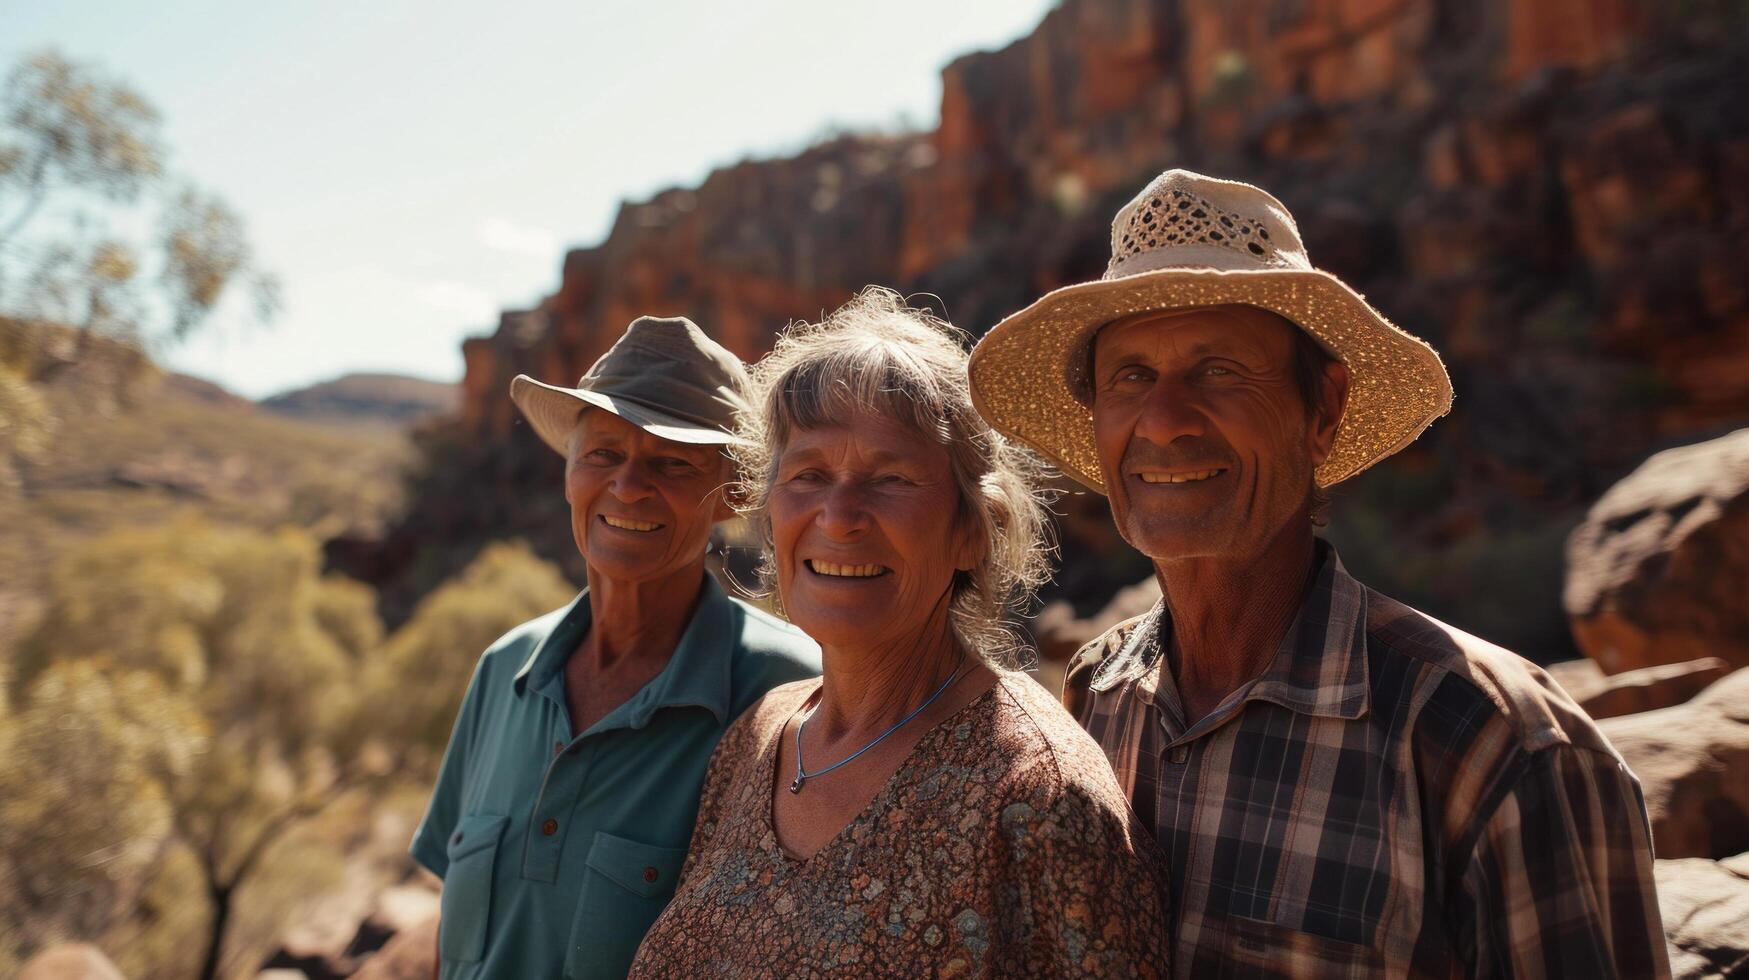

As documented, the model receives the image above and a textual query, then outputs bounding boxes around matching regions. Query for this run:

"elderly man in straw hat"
[969,170,1667,977]
[411,316,820,980]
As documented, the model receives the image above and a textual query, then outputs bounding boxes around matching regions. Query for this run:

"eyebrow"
[1104,334,1254,366]
[780,441,927,469]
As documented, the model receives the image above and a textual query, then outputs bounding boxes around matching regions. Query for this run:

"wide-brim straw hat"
[968,169,1452,493]
[510,315,751,456]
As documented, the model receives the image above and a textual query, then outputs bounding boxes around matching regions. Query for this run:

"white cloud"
[477,216,561,258]
[411,278,499,321]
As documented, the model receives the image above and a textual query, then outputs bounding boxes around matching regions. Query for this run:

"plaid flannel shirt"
[1064,543,1670,979]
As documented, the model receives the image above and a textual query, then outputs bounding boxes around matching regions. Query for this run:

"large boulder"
[350,913,437,980]
[1545,657,1732,720]
[17,944,126,980]
[1601,667,1749,859]
[1033,574,1162,697]
[260,876,439,978]
[1565,428,1749,674]
[1658,852,1749,979]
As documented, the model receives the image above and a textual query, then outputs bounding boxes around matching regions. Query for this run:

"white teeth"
[808,560,888,578]
[602,515,663,531]
[1138,469,1223,484]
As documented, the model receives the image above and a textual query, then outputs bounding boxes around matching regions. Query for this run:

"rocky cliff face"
[359,0,1749,652]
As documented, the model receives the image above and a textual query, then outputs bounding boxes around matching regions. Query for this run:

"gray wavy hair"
[733,287,1054,670]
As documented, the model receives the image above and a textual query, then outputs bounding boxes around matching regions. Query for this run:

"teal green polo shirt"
[410,575,820,980]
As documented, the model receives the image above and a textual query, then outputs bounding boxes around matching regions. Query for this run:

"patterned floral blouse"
[628,674,1171,978]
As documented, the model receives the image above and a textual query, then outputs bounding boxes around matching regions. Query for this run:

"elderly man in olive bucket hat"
[412,316,820,980]
[968,170,1667,977]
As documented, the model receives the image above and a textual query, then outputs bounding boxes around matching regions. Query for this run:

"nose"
[815,481,870,538]
[607,460,656,503]
[1132,379,1206,446]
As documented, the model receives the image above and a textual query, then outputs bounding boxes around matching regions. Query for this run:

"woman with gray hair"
[630,289,1169,977]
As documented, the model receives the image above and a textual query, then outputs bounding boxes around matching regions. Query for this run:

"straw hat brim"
[509,375,747,457]
[968,266,1452,493]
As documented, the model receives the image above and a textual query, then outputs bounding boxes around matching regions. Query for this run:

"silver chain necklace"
[790,660,967,794]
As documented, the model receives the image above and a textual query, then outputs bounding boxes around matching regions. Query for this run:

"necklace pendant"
[789,775,803,794]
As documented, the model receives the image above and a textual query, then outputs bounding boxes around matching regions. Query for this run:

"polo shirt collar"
[1089,540,1369,721]
[511,575,736,726]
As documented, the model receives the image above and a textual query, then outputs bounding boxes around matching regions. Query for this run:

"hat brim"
[509,376,746,457]
[968,267,1452,493]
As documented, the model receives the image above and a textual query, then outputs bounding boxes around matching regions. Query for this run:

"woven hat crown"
[966,167,1455,493]
[1106,170,1313,280]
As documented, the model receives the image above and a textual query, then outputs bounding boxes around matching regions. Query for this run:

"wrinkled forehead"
[1093,304,1296,365]
[779,411,947,463]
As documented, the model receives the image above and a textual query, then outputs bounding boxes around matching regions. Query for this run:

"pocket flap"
[446,813,509,863]
[585,830,687,899]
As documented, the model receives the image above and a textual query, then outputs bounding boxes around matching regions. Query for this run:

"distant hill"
[0,325,415,648]
[261,373,457,426]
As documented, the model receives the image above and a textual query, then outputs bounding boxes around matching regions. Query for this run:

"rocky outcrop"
[1658,852,1749,979]
[1545,657,1732,720]
[1601,667,1749,860]
[347,914,436,980]
[1565,428,1749,674]
[16,944,125,980]
[259,880,439,979]
[347,0,1749,651]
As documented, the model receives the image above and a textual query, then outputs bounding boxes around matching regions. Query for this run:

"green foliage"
[365,540,577,760]
[0,521,575,976]
[0,661,203,971]
[2,519,383,975]
[0,49,277,371]
[0,319,52,485]
[1203,50,1255,109]
[0,337,412,627]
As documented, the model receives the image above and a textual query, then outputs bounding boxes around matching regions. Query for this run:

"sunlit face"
[564,409,732,584]
[1090,305,1344,562]
[766,414,978,654]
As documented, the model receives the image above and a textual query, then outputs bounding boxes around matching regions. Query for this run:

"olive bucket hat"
[509,315,751,455]
[968,168,1453,492]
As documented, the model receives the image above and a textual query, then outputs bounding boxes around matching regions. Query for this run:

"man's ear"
[1309,360,1349,467]
[712,489,736,524]
[712,455,740,523]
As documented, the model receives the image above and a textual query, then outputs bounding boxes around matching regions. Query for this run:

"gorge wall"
[355,0,1749,656]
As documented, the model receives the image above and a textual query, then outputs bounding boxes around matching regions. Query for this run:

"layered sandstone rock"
[353,0,1749,653]
[16,944,125,980]
[1601,667,1749,860]
[1566,429,1749,674]
[1545,657,1732,720]
[1658,852,1749,979]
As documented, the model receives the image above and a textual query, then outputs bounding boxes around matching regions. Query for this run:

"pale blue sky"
[1,0,1055,397]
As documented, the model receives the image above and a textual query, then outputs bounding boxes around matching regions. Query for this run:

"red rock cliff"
[364,0,1749,655]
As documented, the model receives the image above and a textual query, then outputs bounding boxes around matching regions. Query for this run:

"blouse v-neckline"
[758,679,1003,865]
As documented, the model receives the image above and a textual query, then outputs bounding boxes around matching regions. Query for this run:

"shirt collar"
[1090,540,1370,721]
[512,574,737,727]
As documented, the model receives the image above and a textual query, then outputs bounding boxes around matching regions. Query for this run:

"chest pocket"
[439,813,510,964]
[1208,911,1386,977]
[1169,712,1396,947]
[565,830,688,980]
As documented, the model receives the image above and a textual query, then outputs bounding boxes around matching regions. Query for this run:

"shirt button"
[1168,745,1189,764]
[452,831,463,844]
[642,866,659,883]
[553,741,564,755]
[542,818,558,836]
